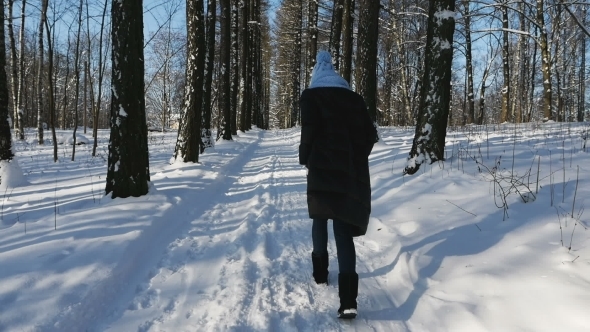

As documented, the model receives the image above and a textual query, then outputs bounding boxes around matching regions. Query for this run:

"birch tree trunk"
[500,2,511,123]
[16,0,25,140]
[537,0,553,120]
[7,0,19,138]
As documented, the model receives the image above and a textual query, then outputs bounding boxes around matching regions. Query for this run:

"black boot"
[337,272,358,319]
[311,253,329,284]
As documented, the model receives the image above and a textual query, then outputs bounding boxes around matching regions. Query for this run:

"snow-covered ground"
[1,123,589,331]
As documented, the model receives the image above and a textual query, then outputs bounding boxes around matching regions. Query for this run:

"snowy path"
[99,129,405,331]
[3,124,590,332]
[39,129,400,331]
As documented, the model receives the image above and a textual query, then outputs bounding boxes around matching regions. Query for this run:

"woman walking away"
[299,51,377,319]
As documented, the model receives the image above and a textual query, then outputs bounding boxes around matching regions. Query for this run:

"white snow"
[434,9,456,22]
[1,124,590,331]
[56,132,90,145]
[0,158,28,190]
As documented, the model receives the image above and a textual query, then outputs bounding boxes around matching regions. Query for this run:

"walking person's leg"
[311,219,329,284]
[333,219,358,319]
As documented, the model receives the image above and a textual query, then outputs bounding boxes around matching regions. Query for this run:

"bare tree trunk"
[106,0,150,198]
[341,0,355,83]
[555,30,563,122]
[537,0,553,120]
[239,0,249,132]
[246,0,255,129]
[174,0,206,162]
[307,0,318,81]
[221,0,232,139]
[16,0,25,140]
[355,0,380,122]
[37,0,48,145]
[72,0,84,161]
[92,0,109,156]
[161,24,170,132]
[0,0,13,162]
[330,0,344,70]
[515,0,527,124]
[462,0,475,124]
[290,0,302,127]
[389,1,413,126]
[61,47,71,130]
[230,0,239,135]
[405,0,455,175]
[500,2,510,123]
[44,11,58,162]
[201,0,216,151]
[252,0,263,128]
[579,7,586,122]
[84,61,88,133]
[7,0,19,137]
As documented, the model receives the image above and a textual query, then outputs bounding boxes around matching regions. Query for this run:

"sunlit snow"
[1,124,590,331]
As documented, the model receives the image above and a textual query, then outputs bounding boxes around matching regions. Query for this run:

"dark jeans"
[312,218,356,274]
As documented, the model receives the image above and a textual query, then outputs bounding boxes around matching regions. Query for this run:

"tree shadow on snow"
[362,210,525,322]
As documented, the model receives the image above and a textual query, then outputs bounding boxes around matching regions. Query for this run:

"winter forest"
[1,0,589,174]
[1,0,590,330]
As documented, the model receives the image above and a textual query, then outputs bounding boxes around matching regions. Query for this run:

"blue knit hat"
[308,51,350,89]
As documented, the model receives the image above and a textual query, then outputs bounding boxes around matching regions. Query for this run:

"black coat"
[299,87,376,236]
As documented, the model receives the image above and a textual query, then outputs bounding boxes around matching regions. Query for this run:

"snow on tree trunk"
[202,0,217,151]
[307,0,318,84]
[500,2,510,123]
[405,0,455,175]
[174,0,206,162]
[105,0,150,198]
[230,0,239,135]
[329,0,344,70]
[239,0,250,133]
[537,0,552,121]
